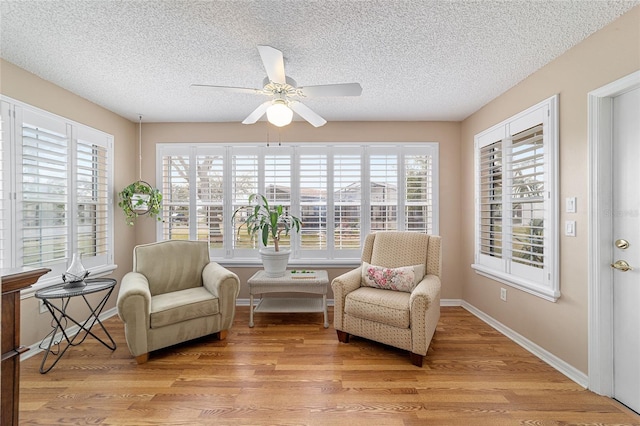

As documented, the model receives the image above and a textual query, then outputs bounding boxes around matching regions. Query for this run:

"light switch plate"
[566,197,576,213]
[565,220,576,237]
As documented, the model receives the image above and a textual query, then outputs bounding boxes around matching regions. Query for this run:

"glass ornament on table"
[62,253,90,288]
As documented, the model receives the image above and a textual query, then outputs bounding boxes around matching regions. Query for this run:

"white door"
[612,86,640,413]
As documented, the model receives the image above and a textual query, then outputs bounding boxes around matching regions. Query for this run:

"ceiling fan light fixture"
[266,100,293,127]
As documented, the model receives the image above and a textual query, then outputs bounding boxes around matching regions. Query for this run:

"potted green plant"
[117,181,163,226]
[232,193,302,277]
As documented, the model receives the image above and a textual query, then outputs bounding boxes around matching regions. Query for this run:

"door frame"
[588,70,640,395]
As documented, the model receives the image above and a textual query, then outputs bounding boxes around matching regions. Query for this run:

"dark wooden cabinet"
[1,268,50,426]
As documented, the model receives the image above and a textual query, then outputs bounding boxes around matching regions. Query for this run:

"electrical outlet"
[39,299,48,314]
[500,288,507,302]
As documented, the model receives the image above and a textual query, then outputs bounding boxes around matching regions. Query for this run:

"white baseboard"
[461,301,589,388]
[236,298,463,307]
[21,307,119,361]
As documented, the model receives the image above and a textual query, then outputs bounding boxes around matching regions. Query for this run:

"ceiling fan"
[191,45,362,127]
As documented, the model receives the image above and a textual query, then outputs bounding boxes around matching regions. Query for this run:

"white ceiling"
[1,1,637,124]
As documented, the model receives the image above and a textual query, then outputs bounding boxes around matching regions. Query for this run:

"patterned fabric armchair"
[331,232,442,367]
[117,240,240,363]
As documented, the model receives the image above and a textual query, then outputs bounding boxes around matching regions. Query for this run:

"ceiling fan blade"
[242,101,271,124]
[190,84,262,95]
[298,83,362,97]
[289,101,327,127]
[257,45,286,85]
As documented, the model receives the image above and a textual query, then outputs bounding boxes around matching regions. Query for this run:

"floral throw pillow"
[361,262,424,292]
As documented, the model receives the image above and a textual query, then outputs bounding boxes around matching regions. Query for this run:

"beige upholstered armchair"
[117,240,240,363]
[332,231,442,367]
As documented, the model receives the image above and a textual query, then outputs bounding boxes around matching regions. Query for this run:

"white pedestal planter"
[259,248,291,277]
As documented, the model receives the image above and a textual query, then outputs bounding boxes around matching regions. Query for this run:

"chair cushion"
[134,240,210,296]
[369,231,430,269]
[150,287,219,329]
[361,261,425,292]
[344,287,411,329]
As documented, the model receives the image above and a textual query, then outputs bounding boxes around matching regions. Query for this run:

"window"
[0,97,115,286]
[473,95,559,301]
[157,143,438,263]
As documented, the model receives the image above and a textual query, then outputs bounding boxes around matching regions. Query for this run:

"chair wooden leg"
[135,353,149,364]
[410,352,423,367]
[336,330,350,343]
[217,330,228,340]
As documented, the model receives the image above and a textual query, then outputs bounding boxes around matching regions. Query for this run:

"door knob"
[611,260,633,272]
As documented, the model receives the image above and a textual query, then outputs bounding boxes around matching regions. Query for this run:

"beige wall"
[138,121,463,300]
[1,59,138,347]
[460,6,640,374]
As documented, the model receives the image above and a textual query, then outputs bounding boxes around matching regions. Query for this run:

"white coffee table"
[247,270,329,328]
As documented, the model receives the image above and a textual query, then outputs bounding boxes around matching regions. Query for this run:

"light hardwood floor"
[19,306,640,425]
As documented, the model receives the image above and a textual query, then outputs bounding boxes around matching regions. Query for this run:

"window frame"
[0,96,116,291]
[157,142,439,265]
[472,95,559,302]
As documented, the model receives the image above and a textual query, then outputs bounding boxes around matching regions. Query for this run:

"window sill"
[216,258,361,269]
[471,263,560,302]
[20,264,118,299]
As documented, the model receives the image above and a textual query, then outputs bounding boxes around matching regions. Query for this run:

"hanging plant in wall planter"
[232,193,302,277]
[118,181,163,226]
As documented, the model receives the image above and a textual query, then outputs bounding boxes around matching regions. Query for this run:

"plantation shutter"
[404,153,433,234]
[161,152,190,240]
[369,153,398,232]
[299,152,328,251]
[473,95,557,301]
[508,124,545,270]
[196,152,225,248]
[76,128,110,268]
[264,152,292,247]
[232,151,259,251]
[478,138,503,262]
[0,101,9,269]
[334,153,362,252]
[20,109,69,273]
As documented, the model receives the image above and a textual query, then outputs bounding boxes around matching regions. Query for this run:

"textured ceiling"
[1,1,638,124]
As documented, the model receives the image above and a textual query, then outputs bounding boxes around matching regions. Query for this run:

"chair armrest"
[116,271,152,357]
[202,262,240,330]
[330,267,362,330]
[117,272,151,322]
[409,274,441,355]
[410,274,440,310]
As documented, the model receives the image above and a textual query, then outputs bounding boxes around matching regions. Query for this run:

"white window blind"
[232,152,259,252]
[299,152,328,252]
[473,95,558,301]
[334,153,362,252]
[0,101,9,269]
[196,153,224,248]
[76,129,110,269]
[1,96,114,284]
[478,138,503,261]
[405,153,434,233]
[509,124,545,270]
[369,153,398,232]
[157,143,439,263]
[264,153,293,247]
[161,153,190,241]
[21,112,69,270]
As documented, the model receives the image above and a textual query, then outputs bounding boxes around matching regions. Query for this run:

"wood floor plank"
[18,306,640,425]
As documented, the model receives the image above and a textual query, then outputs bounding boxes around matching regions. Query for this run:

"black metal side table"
[35,278,117,373]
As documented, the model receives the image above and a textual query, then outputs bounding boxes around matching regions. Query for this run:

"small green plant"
[232,193,302,252]
[117,181,163,226]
